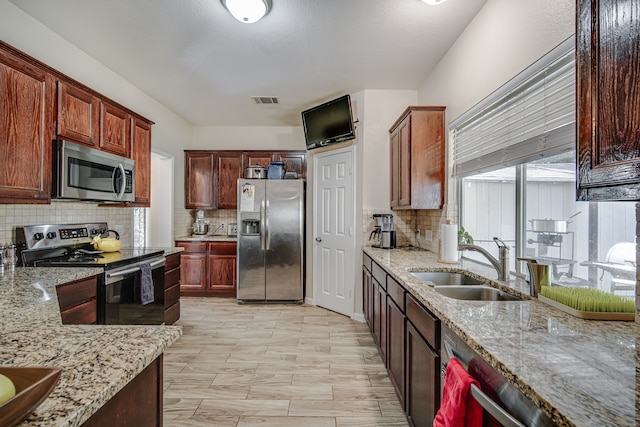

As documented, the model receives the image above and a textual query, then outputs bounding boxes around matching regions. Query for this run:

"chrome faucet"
[517,257,550,297]
[458,237,510,281]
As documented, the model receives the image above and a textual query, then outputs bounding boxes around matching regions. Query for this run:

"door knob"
[315,237,322,242]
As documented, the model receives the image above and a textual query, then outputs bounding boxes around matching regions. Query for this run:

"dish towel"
[139,263,155,305]
[433,358,483,427]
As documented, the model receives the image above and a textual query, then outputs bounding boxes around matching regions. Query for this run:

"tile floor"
[163,297,409,427]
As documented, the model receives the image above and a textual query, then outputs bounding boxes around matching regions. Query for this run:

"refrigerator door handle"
[265,198,271,250]
[260,198,266,250]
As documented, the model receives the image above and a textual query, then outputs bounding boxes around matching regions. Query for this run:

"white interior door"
[313,148,354,317]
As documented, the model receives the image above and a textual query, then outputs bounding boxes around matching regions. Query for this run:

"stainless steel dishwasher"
[440,324,555,427]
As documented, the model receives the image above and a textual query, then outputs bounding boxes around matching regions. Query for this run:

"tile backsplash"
[0,202,134,246]
[174,208,237,238]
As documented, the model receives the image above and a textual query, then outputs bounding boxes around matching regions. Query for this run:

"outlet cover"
[423,230,433,241]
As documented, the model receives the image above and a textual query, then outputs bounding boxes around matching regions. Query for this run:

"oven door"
[100,257,165,325]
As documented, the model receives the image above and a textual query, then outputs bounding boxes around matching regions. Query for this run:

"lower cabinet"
[56,275,98,325]
[176,240,237,297]
[164,252,181,324]
[362,253,441,426]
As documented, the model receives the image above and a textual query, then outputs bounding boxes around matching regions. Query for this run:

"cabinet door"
[577,0,640,201]
[0,47,54,204]
[131,117,152,206]
[245,152,273,170]
[274,152,307,179]
[217,153,243,209]
[208,254,236,295]
[185,151,216,209]
[363,265,372,327]
[406,322,440,427]
[100,101,130,156]
[390,128,400,208]
[387,298,406,407]
[179,253,208,291]
[372,278,387,364]
[398,116,411,207]
[57,81,100,146]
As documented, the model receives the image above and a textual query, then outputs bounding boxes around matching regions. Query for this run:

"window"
[453,37,636,300]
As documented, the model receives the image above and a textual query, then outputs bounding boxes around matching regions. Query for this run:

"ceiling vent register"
[251,96,280,105]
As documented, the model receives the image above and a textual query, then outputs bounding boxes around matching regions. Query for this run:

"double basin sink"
[409,271,521,301]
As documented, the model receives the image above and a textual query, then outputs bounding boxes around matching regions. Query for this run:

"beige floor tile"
[181,362,258,375]
[335,416,409,426]
[288,400,381,417]
[165,384,250,400]
[291,373,372,387]
[247,384,333,400]
[238,416,336,427]
[194,399,290,417]
[165,415,240,427]
[163,397,202,417]
[212,373,293,386]
[332,386,399,401]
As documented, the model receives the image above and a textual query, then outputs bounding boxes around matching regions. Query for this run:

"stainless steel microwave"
[52,140,135,202]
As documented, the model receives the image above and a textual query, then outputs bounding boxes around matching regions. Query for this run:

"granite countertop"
[363,246,637,427]
[175,235,237,242]
[0,267,182,427]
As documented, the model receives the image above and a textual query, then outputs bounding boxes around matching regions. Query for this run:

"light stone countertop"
[0,267,182,427]
[363,246,637,427]
[175,235,237,242]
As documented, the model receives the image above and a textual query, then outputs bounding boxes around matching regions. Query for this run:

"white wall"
[417,0,575,122]
[0,0,193,211]
[191,126,305,151]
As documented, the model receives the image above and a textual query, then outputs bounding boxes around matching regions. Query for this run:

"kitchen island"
[364,246,637,427]
[0,266,182,426]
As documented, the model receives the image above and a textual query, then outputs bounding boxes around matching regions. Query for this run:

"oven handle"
[106,258,165,279]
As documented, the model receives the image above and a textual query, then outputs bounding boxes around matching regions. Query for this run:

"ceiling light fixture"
[221,0,272,24]
[421,0,447,5]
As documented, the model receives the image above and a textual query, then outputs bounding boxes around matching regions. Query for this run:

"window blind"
[451,37,575,177]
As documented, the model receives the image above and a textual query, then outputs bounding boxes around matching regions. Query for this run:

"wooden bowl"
[0,366,62,427]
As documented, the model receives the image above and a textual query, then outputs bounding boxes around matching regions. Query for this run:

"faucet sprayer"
[458,237,510,281]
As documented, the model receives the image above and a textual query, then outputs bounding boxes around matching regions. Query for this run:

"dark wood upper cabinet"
[131,117,152,206]
[245,153,273,169]
[389,107,445,209]
[185,151,217,209]
[274,152,307,179]
[577,0,640,201]
[100,100,131,156]
[57,81,100,146]
[0,44,54,204]
[216,152,243,209]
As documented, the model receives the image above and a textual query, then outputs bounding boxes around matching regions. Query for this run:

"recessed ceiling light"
[221,0,272,24]
[421,0,448,5]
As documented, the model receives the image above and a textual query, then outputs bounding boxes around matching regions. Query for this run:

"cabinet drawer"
[208,242,237,255]
[175,241,207,253]
[372,262,386,290]
[60,299,97,325]
[56,276,98,311]
[165,267,180,289]
[387,276,405,312]
[363,253,372,272]
[165,301,180,325]
[165,283,180,308]
[406,293,439,350]
[165,253,181,270]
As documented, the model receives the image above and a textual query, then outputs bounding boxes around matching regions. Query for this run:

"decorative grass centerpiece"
[539,286,635,321]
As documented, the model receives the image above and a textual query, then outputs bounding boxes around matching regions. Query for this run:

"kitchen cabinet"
[131,117,152,206]
[577,0,640,201]
[386,276,406,408]
[362,253,374,327]
[405,293,440,427]
[389,106,445,209]
[185,150,307,210]
[217,152,243,209]
[57,80,100,147]
[100,99,130,156]
[176,240,237,297]
[55,275,98,325]
[185,151,217,209]
[371,262,387,363]
[0,43,54,204]
[164,252,181,325]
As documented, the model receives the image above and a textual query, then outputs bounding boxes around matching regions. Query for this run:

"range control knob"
[46,232,57,239]
[33,232,45,241]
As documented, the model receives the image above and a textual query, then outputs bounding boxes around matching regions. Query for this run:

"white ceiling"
[10,0,486,127]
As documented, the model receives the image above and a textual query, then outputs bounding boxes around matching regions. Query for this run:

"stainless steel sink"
[410,271,485,286]
[434,285,521,301]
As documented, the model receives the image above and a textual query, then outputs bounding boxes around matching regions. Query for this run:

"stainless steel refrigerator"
[237,179,304,302]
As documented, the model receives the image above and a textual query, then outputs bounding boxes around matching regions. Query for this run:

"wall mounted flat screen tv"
[301,94,355,150]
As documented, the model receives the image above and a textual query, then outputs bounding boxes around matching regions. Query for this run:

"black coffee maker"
[370,214,396,249]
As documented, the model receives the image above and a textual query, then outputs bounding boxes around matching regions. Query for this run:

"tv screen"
[301,95,355,150]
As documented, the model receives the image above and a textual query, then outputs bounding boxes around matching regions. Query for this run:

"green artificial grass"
[540,286,635,313]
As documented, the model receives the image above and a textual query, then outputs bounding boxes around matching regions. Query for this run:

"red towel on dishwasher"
[433,357,483,427]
